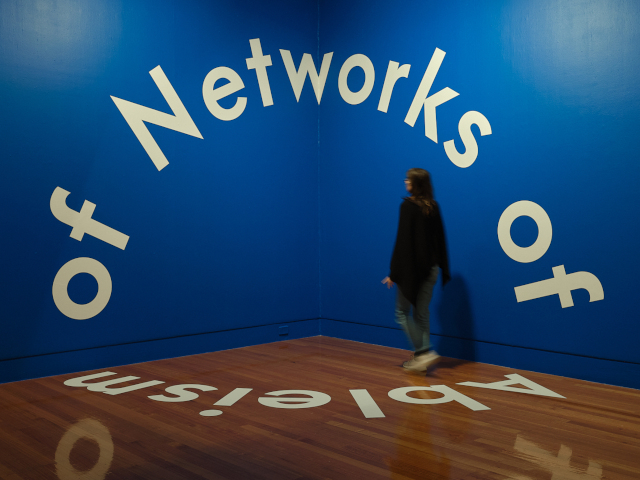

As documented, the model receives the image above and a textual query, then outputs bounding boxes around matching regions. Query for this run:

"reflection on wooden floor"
[1,336,639,479]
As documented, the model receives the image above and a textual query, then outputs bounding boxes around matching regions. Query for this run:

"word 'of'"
[110,38,492,171]
[497,200,603,308]
[64,371,564,418]
[50,187,129,320]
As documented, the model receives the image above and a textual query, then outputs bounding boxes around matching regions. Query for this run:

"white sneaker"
[403,351,440,372]
[417,350,440,371]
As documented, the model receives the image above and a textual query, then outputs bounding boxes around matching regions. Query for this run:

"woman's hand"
[381,277,394,289]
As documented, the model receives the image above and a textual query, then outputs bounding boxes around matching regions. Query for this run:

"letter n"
[111,66,203,171]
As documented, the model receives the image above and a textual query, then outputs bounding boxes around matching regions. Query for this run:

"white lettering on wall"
[498,200,552,263]
[515,265,604,308]
[404,48,459,143]
[110,66,203,171]
[111,41,492,169]
[338,54,376,105]
[498,201,603,308]
[52,258,113,320]
[246,38,274,107]
[280,49,333,103]
[202,66,247,121]
[444,110,492,168]
[50,187,129,250]
[377,60,411,113]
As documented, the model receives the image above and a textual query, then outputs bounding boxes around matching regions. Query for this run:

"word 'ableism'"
[64,371,564,418]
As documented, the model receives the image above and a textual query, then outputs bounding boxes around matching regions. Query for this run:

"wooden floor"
[1,337,639,479]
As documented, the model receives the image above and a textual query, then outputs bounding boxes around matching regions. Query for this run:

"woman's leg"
[394,287,423,351]
[413,266,439,356]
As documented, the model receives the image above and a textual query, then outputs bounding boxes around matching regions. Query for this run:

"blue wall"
[0,0,321,382]
[319,0,640,388]
[2,0,639,388]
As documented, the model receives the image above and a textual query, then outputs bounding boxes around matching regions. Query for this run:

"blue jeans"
[395,266,439,355]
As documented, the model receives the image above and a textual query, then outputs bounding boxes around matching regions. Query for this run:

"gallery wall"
[319,0,640,388]
[0,0,321,383]
[1,0,639,389]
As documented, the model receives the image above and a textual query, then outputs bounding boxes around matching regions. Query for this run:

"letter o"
[338,54,375,105]
[497,201,552,263]
[55,418,114,480]
[52,258,112,320]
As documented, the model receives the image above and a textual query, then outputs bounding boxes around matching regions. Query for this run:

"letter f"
[515,265,604,308]
[50,187,129,250]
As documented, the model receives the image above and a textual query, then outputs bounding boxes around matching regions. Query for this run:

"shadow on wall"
[434,275,476,362]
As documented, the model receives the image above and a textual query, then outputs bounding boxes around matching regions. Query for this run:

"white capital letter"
[404,48,459,143]
[457,374,565,398]
[338,54,375,105]
[378,61,411,113]
[246,38,273,107]
[111,66,203,171]
[50,187,129,250]
[280,50,333,104]
[515,265,604,308]
[444,111,492,168]
[202,67,247,121]
[388,385,490,411]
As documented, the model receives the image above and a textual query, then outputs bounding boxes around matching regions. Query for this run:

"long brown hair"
[405,168,436,215]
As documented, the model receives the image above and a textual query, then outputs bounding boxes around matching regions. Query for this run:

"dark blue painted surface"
[0,0,319,366]
[0,320,320,384]
[319,0,640,372]
[2,0,640,387]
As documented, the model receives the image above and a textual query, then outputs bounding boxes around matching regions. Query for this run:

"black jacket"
[389,199,450,306]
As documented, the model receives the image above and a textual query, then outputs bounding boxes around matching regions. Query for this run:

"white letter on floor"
[457,374,565,398]
[349,389,385,418]
[64,372,164,395]
[149,384,218,402]
[258,390,331,409]
[388,385,490,411]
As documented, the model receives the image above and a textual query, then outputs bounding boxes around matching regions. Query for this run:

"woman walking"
[382,168,450,373]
